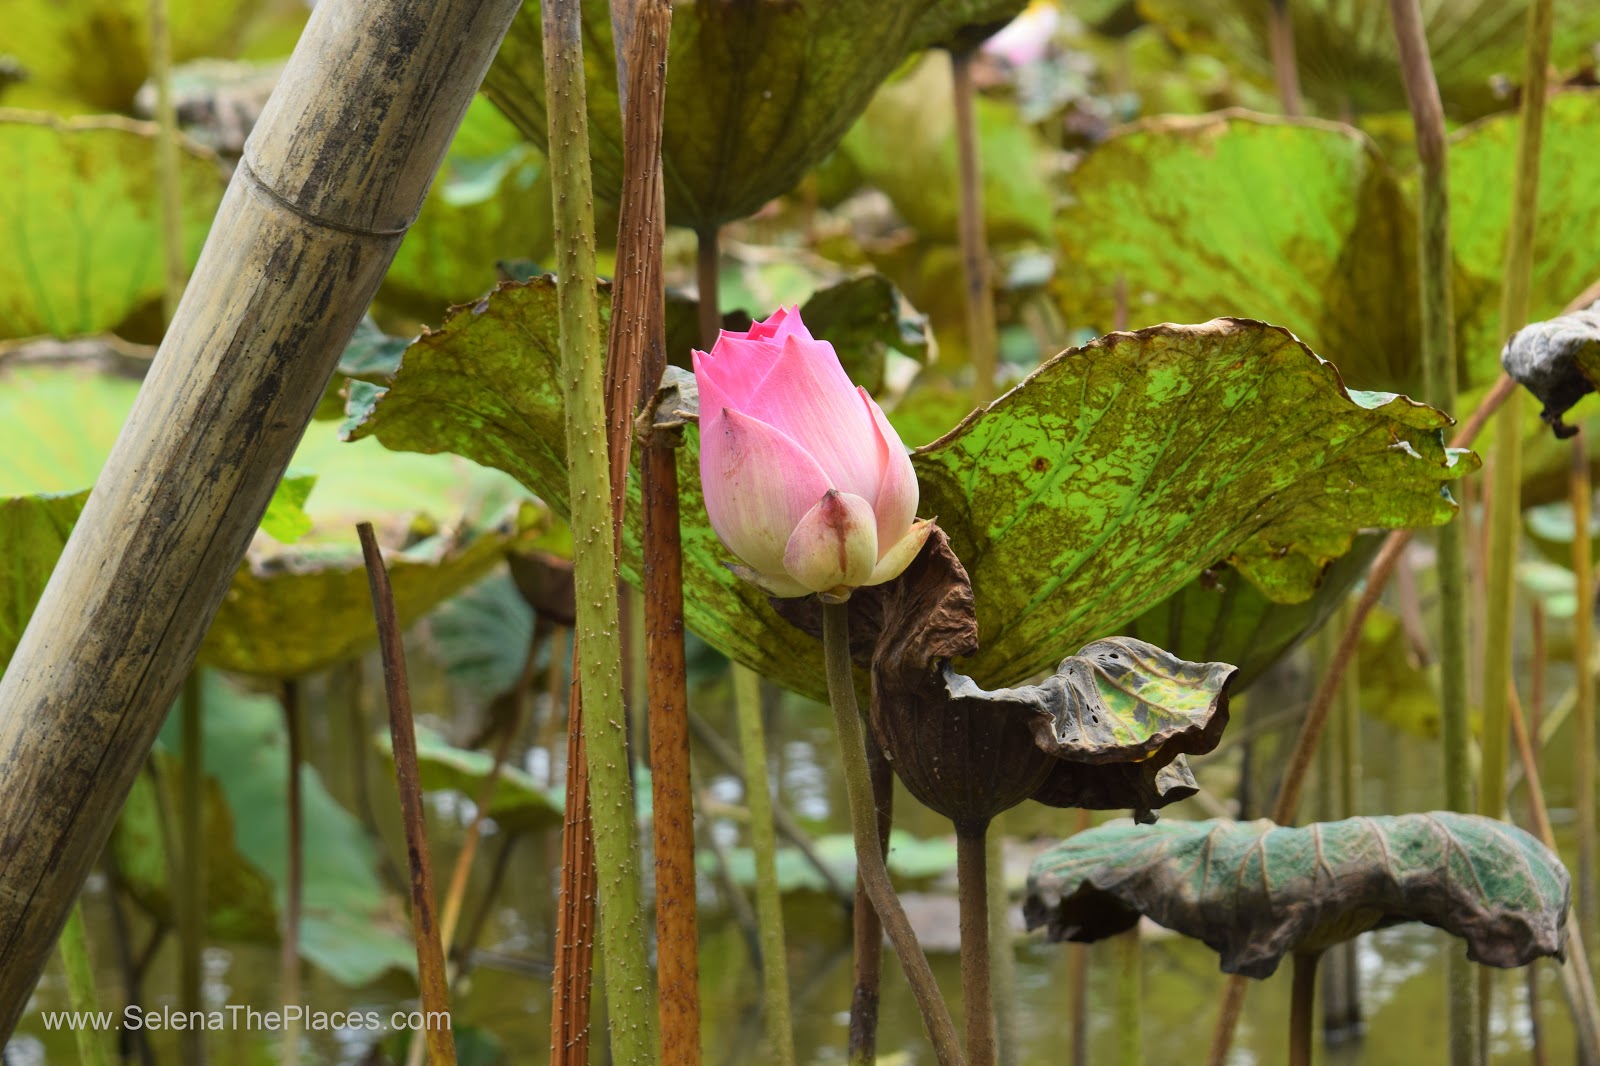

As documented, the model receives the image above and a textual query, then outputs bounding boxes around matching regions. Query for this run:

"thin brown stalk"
[1508,683,1600,1062]
[1574,428,1597,950]
[359,522,458,1066]
[550,670,597,1064]
[1069,807,1091,1066]
[1267,0,1304,116]
[850,734,893,1065]
[957,825,997,1066]
[280,678,303,1066]
[451,831,522,986]
[178,671,206,1066]
[1289,952,1319,1066]
[951,47,999,405]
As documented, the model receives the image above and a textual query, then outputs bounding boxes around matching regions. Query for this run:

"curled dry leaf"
[1501,302,1600,438]
[774,528,1234,829]
[1024,812,1571,977]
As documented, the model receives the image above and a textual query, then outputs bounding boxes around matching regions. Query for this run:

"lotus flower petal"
[784,489,879,593]
[864,517,935,587]
[700,407,834,577]
[736,334,881,501]
[861,386,918,551]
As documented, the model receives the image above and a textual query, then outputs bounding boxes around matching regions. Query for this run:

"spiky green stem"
[542,1,658,1061]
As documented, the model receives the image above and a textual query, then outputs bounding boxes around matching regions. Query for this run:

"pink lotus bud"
[695,306,932,598]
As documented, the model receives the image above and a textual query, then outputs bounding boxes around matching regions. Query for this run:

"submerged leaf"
[1499,303,1600,438]
[0,111,224,340]
[1025,813,1570,976]
[482,0,1028,229]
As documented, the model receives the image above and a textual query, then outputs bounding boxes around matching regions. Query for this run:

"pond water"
[7,637,1588,1066]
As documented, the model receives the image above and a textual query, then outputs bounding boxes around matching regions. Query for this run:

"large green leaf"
[1137,0,1600,121]
[378,95,552,318]
[0,367,142,493]
[0,111,225,339]
[481,0,1028,230]
[347,279,1469,699]
[919,319,1470,685]
[112,673,416,986]
[1024,813,1569,976]
[1448,91,1600,386]
[841,53,1053,244]
[1051,111,1419,394]
[0,491,88,670]
[2,0,261,111]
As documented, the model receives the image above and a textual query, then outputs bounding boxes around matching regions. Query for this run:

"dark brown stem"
[550,665,596,1065]
[1069,808,1091,1066]
[849,733,893,1064]
[280,678,303,1066]
[358,522,458,1066]
[956,825,996,1066]
[1267,0,1304,116]
[951,47,998,405]
[823,601,965,1066]
[100,854,156,1066]
[1289,952,1319,1066]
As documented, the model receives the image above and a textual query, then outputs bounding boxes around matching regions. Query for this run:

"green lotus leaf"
[1137,0,1600,121]
[0,111,225,340]
[1121,538,1379,692]
[841,53,1053,244]
[1024,812,1569,976]
[699,830,958,896]
[377,95,553,318]
[1052,111,1419,394]
[481,0,1029,230]
[0,491,89,671]
[0,367,143,493]
[346,277,1471,700]
[257,472,315,545]
[1450,92,1600,388]
[377,726,563,834]
[2,0,262,111]
[112,672,416,986]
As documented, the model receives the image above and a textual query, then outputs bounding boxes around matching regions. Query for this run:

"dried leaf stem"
[957,825,997,1066]
[359,523,457,1066]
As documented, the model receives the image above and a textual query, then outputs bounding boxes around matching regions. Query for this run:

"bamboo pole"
[0,0,520,1033]
[542,0,659,1060]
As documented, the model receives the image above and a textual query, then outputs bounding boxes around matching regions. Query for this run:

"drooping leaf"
[200,505,540,679]
[0,491,89,670]
[0,111,225,340]
[112,673,416,986]
[1051,111,1419,393]
[481,0,1029,230]
[346,282,1470,700]
[1497,301,1600,437]
[842,53,1053,244]
[1137,0,1600,121]
[1448,91,1600,388]
[377,727,563,834]
[378,95,552,317]
[1025,812,1570,975]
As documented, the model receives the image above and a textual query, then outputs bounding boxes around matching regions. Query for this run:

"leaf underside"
[1024,812,1570,977]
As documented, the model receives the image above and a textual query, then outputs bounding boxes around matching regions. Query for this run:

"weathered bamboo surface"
[0,0,520,1033]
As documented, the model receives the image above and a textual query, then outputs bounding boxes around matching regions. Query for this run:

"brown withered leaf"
[1501,303,1600,438]
[774,528,1235,830]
